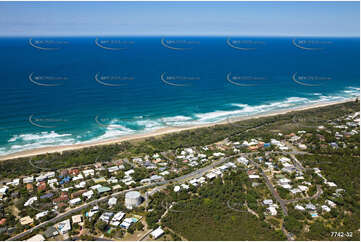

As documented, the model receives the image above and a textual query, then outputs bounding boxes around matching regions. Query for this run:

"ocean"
[0,36,359,156]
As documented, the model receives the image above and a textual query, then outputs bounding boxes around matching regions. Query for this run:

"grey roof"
[44,226,58,238]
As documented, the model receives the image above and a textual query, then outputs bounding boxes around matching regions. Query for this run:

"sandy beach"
[0,98,357,161]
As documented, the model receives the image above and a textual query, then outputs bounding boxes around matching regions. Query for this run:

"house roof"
[72,215,83,224]
[151,227,165,239]
[27,234,45,241]
[44,226,58,238]
[20,216,33,225]
[97,186,111,193]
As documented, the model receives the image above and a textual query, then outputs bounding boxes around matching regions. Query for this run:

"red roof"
[69,169,80,175]
[26,184,33,191]
[37,182,47,191]
[0,218,6,225]
[53,192,69,203]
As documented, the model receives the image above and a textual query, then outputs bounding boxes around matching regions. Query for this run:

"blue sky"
[0,1,359,37]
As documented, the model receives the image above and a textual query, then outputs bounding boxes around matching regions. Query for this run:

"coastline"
[0,98,357,161]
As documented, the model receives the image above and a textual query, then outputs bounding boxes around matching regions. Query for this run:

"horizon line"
[0,35,359,38]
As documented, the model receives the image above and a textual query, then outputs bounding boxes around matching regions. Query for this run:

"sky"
[0,1,359,37]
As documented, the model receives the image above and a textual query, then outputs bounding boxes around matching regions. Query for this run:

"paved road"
[249,158,288,216]
[282,223,294,241]
[138,229,153,241]
[8,156,232,241]
[283,142,306,172]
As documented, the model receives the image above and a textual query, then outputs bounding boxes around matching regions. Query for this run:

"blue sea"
[0,36,359,156]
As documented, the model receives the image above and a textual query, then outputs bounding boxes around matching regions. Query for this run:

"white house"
[160,171,170,176]
[23,176,34,184]
[290,188,301,194]
[278,178,291,185]
[306,203,316,210]
[27,234,45,241]
[266,207,277,216]
[90,184,102,190]
[108,197,117,207]
[69,198,82,206]
[184,148,194,154]
[279,157,291,163]
[206,172,217,180]
[237,157,249,166]
[24,197,38,207]
[326,200,336,208]
[56,219,71,235]
[124,169,135,176]
[120,218,134,229]
[298,144,307,150]
[75,181,86,189]
[108,166,120,173]
[72,174,84,181]
[213,152,225,157]
[326,182,337,187]
[45,172,55,179]
[83,169,95,177]
[100,212,114,223]
[151,227,165,239]
[6,178,20,186]
[82,190,94,200]
[87,206,99,218]
[197,177,206,184]
[321,205,331,212]
[298,185,308,192]
[181,184,189,190]
[263,199,273,205]
[35,211,48,220]
[110,211,125,226]
[0,186,8,195]
[72,214,83,224]
[295,205,305,211]
[47,178,58,185]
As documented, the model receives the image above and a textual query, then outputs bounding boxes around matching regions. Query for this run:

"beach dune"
[0,98,357,161]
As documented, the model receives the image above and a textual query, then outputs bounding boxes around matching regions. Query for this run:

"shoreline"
[0,98,357,161]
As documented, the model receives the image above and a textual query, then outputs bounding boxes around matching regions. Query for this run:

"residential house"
[20,216,33,226]
[55,219,71,235]
[151,227,165,239]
